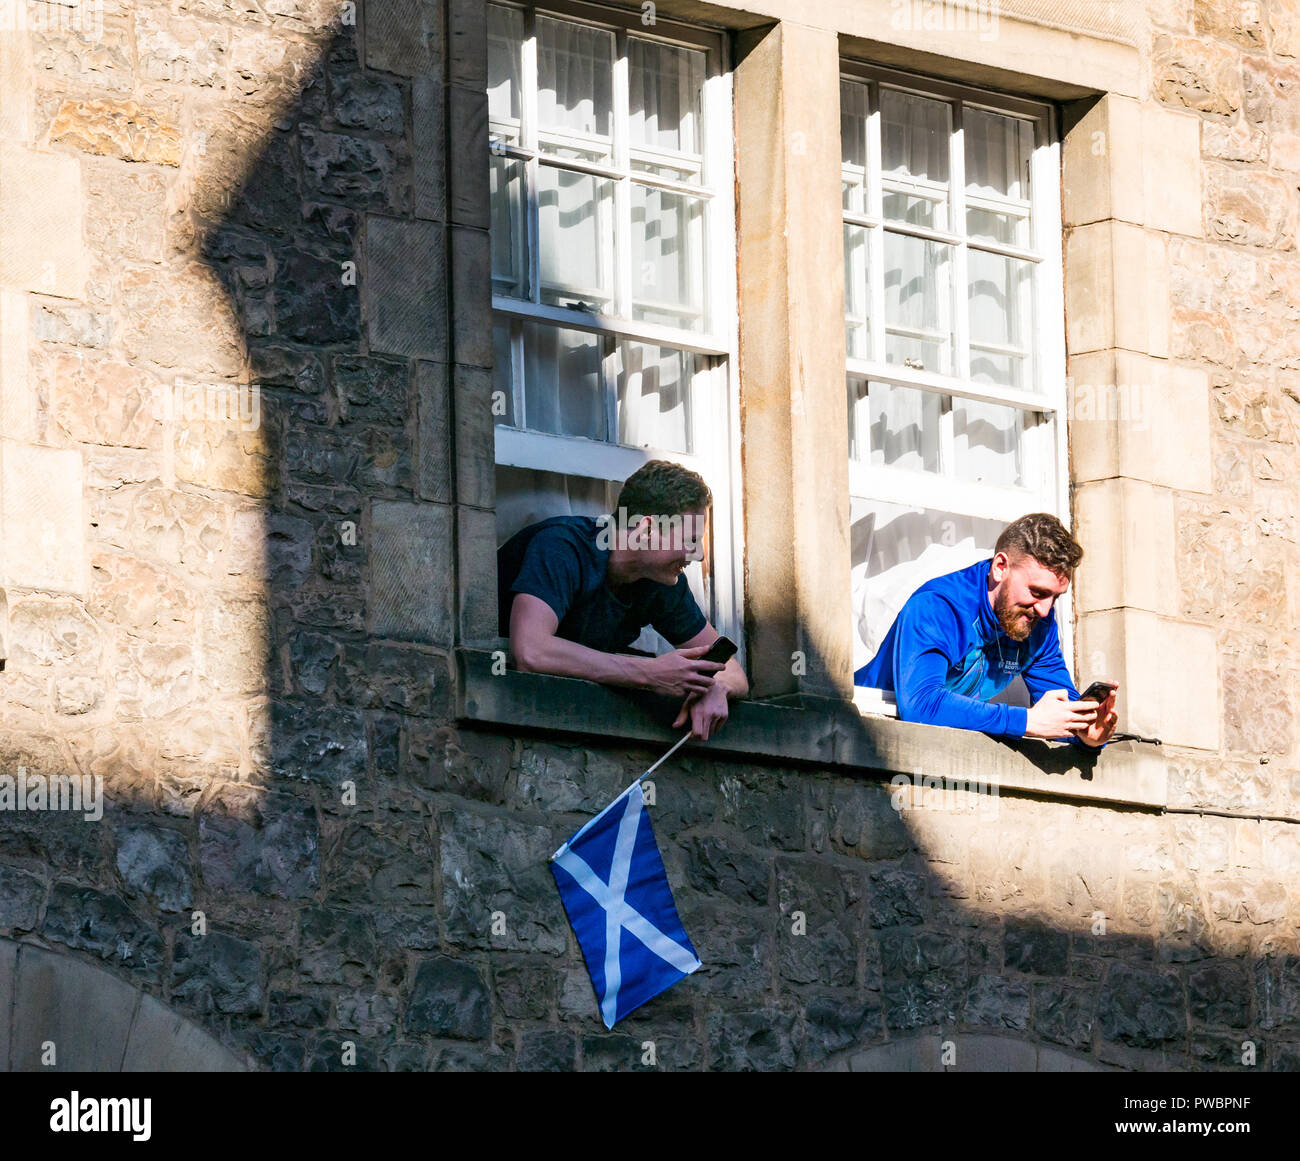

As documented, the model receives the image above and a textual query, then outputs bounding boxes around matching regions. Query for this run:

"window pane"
[492,323,516,427]
[882,186,948,231]
[863,380,941,473]
[850,498,1003,665]
[537,16,614,160]
[968,248,1032,390]
[632,185,705,331]
[844,223,871,360]
[884,232,953,375]
[490,154,527,298]
[966,204,1030,248]
[952,399,1025,487]
[616,341,695,454]
[537,164,614,311]
[487,3,523,140]
[880,88,950,228]
[522,323,605,439]
[964,107,1033,202]
[628,38,705,182]
[841,78,869,215]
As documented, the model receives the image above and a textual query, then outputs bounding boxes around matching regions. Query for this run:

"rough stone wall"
[1151,1,1300,803]
[0,0,1294,1072]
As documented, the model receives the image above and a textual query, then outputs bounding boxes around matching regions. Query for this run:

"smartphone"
[700,635,738,665]
[1080,680,1117,703]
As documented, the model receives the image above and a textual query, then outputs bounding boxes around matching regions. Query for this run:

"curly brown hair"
[995,513,1083,578]
[616,459,712,518]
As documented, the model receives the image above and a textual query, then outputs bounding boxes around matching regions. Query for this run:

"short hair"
[616,460,712,519]
[995,513,1083,578]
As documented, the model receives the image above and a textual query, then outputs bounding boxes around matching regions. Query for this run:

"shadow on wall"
[0,9,1294,1074]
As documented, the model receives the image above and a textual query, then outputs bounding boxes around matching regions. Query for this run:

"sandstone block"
[0,143,89,296]
[0,442,85,594]
[364,0,444,78]
[1074,477,1177,615]
[11,942,139,1069]
[365,215,446,360]
[369,499,452,643]
[1076,608,1220,750]
[1065,221,1169,357]
[1064,97,1200,236]
[1152,34,1243,116]
[1206,164,1299,248]
[47,98,182,166]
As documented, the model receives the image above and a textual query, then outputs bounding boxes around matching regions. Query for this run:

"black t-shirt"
[497,515,708,653]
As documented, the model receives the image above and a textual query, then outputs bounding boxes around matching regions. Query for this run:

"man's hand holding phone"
[669,636,737,742]
[1025,680,1119,745]
[640,645,725,699]
[1070,680,1119,748]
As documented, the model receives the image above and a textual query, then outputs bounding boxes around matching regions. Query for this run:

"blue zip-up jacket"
[854,558,1104,750]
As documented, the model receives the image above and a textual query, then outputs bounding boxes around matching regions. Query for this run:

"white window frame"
[486,0,744,653]
[841,62,1073,693]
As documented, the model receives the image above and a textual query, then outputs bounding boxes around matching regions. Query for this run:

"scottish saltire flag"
[551,779,701,1027]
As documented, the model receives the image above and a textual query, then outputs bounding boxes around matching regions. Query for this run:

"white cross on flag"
[550,780,701,1028]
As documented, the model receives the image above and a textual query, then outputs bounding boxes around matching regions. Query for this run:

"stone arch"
[820,1033,1112,1072]
[1,939,250,1071]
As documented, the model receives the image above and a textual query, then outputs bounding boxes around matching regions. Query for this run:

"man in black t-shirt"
[497,460,748,740]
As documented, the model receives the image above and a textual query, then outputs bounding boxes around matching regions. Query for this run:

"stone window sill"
[455,649,1166,808]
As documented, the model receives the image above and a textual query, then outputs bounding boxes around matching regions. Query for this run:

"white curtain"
[487,4,523,130]
[968,249,1031,391]
[631,186,702,330]
[496,467,616,545]
[964,107,1032,201]
[628,38,703,162]
[522,322,604,440]
[881,88,950,184]
[841,79,869,214]
[953,399,1023,487]
[885,232,953,375]
[617,341,692,454]
[844,223,869,359]
[851,380,1022,487]
[538,164,611,309]
[536,16,613,148]
[881,92,954,371]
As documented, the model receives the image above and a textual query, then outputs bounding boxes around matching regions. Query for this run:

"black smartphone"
[1080,680,1117,703]
[700,635,738,665]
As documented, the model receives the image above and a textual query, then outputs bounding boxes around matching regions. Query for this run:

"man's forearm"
[716,656,748,699]
[512,633,648,688]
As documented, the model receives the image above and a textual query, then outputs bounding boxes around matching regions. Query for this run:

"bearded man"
[854,513,1118,750]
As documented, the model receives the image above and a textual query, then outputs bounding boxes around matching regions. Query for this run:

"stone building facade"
[0,0,1296,1071]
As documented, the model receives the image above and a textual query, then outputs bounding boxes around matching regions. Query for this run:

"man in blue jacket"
[855,513,1118,749]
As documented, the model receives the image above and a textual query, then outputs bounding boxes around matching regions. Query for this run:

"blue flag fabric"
[551,780,701,1028]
